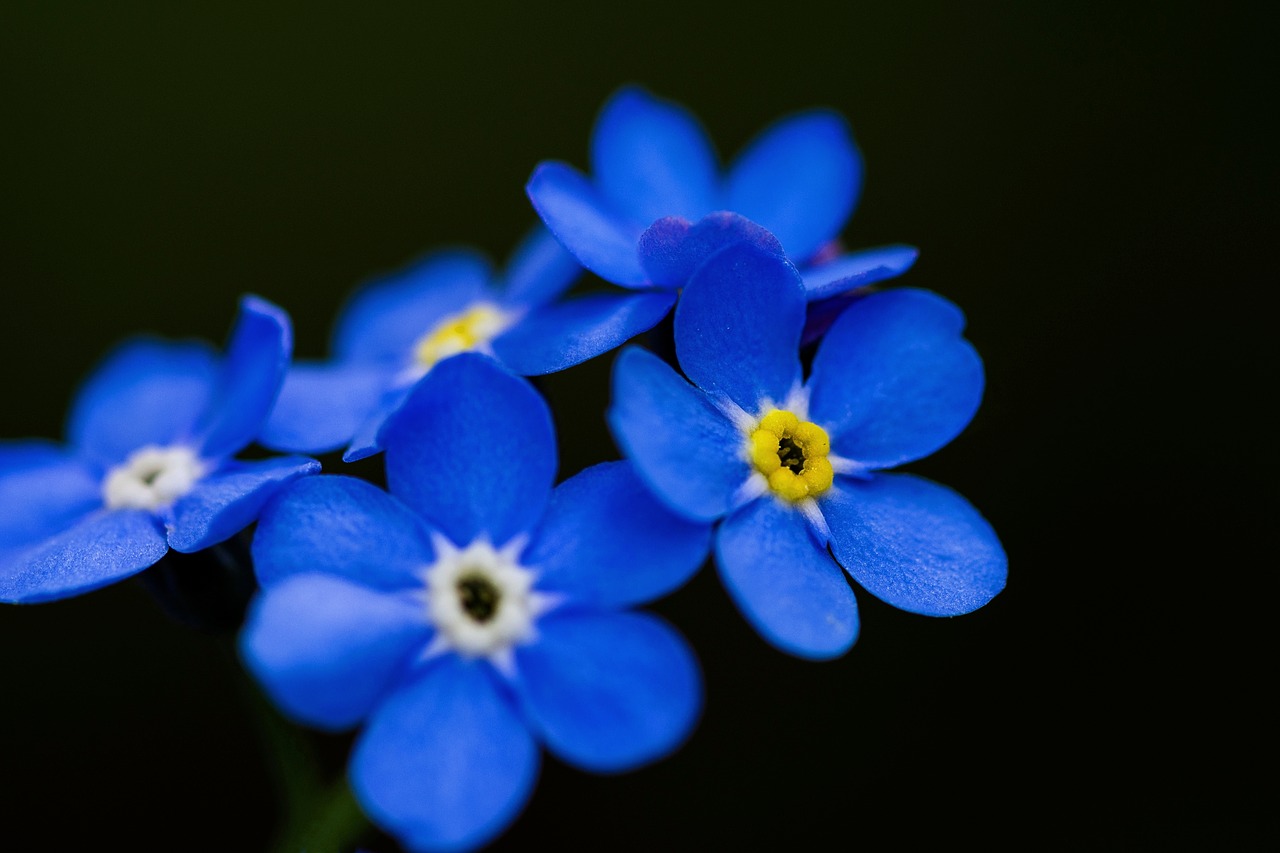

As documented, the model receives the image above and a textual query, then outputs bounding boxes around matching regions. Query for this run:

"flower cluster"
[1,85,1006,852]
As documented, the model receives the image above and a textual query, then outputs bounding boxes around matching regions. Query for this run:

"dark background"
[1,2,1273,850]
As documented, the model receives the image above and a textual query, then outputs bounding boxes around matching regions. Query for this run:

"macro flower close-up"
[242,353,708,852]
[609,237,1007,658]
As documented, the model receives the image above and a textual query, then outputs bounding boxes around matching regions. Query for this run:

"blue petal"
[823,473,1007,616]
[492,291,675,376]
[514,610,701,773]
[590,85,719,227]
[526,162,649,287]
[726,110,863,264]
[607,346,748,522]
[189,295,293,460]
[341,383,414,463]
[382,354,555,546]
[500,223,584,308]
[674,241,806,413]
[333,249,494,364]
[808,288,984,469]
[801,244,920,300]
[351,656,539,853]
[0,509,167,603]
[251,474,435,593]
[639,212,784,289]
[258,362,390,455]
[66,338,218,468]
[524,461,712,608]
[167,456,320,553]
[715,498,859,659]
[239,573,428,730]
[0,442,101,551]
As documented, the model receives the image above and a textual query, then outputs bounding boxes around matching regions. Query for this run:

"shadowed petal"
[352,656,539,853]
[524,461,712,608]
[167,456,320,553]
[258,362,390,455]
[240,573,428,731]
[0,509,167,603]
[808,288,984,469]
[382,354,555,546]
[341,383,414,463]
[801,244,919,300]
[716,498,859,659]
[824,473,1007,616]
[639,212,784,289]
[514,610,702,772]
[492,291,675,376]
[500,224,584,308]
[0,442,102,551]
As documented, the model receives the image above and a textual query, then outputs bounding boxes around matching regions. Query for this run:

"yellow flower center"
[749,410,834,502]
[412,303,513,369]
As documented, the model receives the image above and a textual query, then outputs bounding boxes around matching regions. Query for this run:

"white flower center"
[102,445,205,511]
[423,535,549,660]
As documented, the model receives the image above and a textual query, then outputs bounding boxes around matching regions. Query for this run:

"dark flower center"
[777,436,807,474]
[456,573,501,623]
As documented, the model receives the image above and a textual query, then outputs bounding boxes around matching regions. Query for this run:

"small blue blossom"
[608,239,1007,659]
[258,224,676,462]
[241,353,709,853]
[526,85,920,341]
[0,296,320,604]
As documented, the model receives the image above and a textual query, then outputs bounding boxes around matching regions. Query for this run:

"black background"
[1,2,1273,850]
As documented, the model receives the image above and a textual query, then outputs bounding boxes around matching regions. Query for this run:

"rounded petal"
[674,241,806,413]
[526,162,649,287]
[639,212,784,289]
[715,498,859,659]
[500,223,584,308]
[66,338,218,468]
[727,110,863,263]
[824,473,1007,616]
[240,573,429,730]
[514,610,702,773]
[251,474,435,592]
[607,346,748,522]
[492,291,675,376]
[351,656,539,853]
[166,455,321,553]
[0,441,102,551]
[341,383,415,463]
[0,509,167,604]
[258,362,390,455]
[381,354,555,547]
[801,244,920,300]
[808,288,984,469]
[524,461,712,608]
[333,249,494,364]
[590,85,720,226]
[189,295,293,459]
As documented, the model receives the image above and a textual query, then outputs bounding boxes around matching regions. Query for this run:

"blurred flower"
[526,85,918,342]
[258,224,675,462]
[242,353,708,852]
[0,296,319,604]
[609,240,1007,659]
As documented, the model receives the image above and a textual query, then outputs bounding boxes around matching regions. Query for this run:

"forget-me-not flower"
[241,353,708,853]
[526,85,920,341]
[0,296,319,604]
[608,240,1007,659]
[259,224,675,462]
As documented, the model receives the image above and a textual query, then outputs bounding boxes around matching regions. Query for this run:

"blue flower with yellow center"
[241,353,709,853]
[258,224,676,462]
[526,85,920,343]
[608,240,1007,659]
[0,296,319,604]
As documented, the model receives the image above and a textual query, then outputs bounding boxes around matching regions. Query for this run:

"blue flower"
[241,353,709,853]
[258,224,676,462]
[608,240,1007,659]
[526,85,920,340]
[0,296,320,604]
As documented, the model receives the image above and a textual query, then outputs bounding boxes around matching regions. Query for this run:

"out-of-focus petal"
[0,441,101,551]
[500,224,584,308]
[167,456,319,553]
[258,362,389,455]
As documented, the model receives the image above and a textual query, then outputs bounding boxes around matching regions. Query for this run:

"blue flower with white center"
[0,296,320,604]
[241,353,709,853]
[258,224,676,463]
[525,85,920,342]
[608,240,1007,659]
